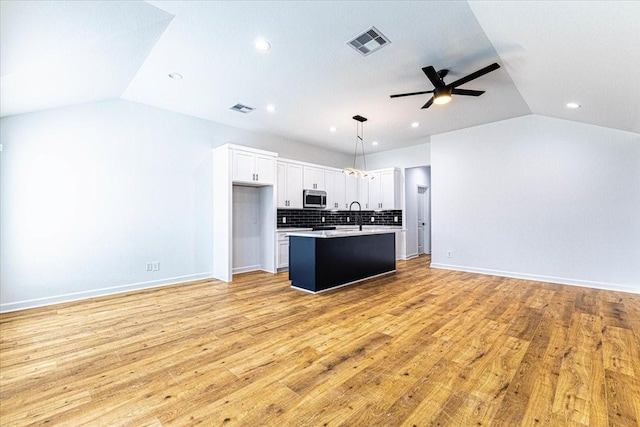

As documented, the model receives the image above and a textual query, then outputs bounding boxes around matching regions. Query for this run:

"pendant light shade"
[342,115,374,179]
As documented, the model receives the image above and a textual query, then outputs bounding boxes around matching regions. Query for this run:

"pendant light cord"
[360,120,367,172]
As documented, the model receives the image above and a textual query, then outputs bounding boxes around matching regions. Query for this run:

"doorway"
[417,185,430,255]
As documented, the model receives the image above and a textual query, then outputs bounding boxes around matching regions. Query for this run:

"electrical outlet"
[321,217,325,223]
[347,217,350,222]
[282,217,286,224]
[152,261,160,271]
[447,251,452,258]
[394,216,398,222]
[371,217,375,222]
[146,262,153,272]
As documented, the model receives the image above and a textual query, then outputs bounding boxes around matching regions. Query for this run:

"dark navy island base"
[288,232,396,293]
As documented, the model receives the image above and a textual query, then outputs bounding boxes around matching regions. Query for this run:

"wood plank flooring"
[1,256,639,426]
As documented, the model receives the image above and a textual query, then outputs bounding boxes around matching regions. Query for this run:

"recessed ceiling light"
[411,122,419,128]
[329,126,337,132]
[266,104,276,113]
[254,39,271,51]
[566,102,581,109]
[168,73,183,80]
[372,141,379,146]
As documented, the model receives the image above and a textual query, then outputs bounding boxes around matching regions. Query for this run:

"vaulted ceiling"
[1,1,639,154]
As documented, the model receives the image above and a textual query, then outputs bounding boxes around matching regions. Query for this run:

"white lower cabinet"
[277,232,289,269]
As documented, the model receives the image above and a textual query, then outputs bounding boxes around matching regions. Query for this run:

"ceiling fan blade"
[390,90,434,99]
[421,97,434,109]
[451,88,485,96]
[447,63,500,89]
[422,66,445,88]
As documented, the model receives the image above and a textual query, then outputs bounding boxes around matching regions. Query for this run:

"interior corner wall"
[431,114,640,294]
[0,99,350,312]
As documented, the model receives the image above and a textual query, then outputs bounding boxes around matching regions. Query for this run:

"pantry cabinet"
[213,144,277,283]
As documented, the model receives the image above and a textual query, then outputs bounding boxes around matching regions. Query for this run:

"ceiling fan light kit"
[433,87,452,105]
[343,115,375,180]
[391,62,500,109]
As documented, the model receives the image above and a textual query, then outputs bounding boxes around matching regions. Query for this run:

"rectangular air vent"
[230,103,255,113]
[347,26,390,56]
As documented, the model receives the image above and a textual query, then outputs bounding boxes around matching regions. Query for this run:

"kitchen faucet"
[349,201,362,231]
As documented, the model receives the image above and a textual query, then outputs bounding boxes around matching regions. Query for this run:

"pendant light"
[342,115,375,179]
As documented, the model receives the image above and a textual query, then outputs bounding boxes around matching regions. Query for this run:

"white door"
[417,186,430,254]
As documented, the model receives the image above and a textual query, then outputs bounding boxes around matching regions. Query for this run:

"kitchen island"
[287,229,396,293]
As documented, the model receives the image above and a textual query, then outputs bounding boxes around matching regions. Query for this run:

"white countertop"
[276,227,312,233]
[286,228,398,238]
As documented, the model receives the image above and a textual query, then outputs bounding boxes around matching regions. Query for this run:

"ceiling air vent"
[347,26,390,56]
[230,103,255,114]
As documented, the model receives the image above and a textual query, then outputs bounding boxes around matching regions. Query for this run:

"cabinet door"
[345,174,359,209]
[303,166,325,190]
[380,170,401,209]
[358,177,370,209]
[232,150,256,182]
[277,237,289,268]
[332,171,346,210]
[324,170,344,210]
[254,154,275,184]
[276,163,288,208]
[287,163,304,209]
[368,172,382,209]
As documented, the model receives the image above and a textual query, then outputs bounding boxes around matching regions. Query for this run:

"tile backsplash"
[277,209,402,228]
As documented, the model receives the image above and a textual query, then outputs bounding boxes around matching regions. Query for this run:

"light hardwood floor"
[1,256,639,426]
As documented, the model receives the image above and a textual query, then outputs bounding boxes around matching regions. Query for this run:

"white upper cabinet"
[325,169,346,210]
[277,161,304,208]
[368,172,382,209]
[381,168,401,209]
[345,174,359,209]
[368,168,402,209]
[232,148,276,185]
[303,166,325,190]
[358,176,370,209]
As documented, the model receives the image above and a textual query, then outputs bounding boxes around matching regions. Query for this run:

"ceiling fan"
[390,63,500,109]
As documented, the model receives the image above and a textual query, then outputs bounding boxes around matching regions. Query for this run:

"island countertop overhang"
[285,228,401,238]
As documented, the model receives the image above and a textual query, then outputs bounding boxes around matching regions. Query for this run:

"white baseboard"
[0,272,214,313]
[405,252,419,260]
[232,264,262,274]
[430,263,639,295]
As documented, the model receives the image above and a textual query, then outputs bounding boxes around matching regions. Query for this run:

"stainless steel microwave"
[303,189,327,209]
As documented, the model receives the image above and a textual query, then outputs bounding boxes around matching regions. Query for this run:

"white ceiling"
[1,1,639,154]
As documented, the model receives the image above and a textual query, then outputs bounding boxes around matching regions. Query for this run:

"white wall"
[365,139,431,170]
[0,99,351,312]
[431,115,640,294]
